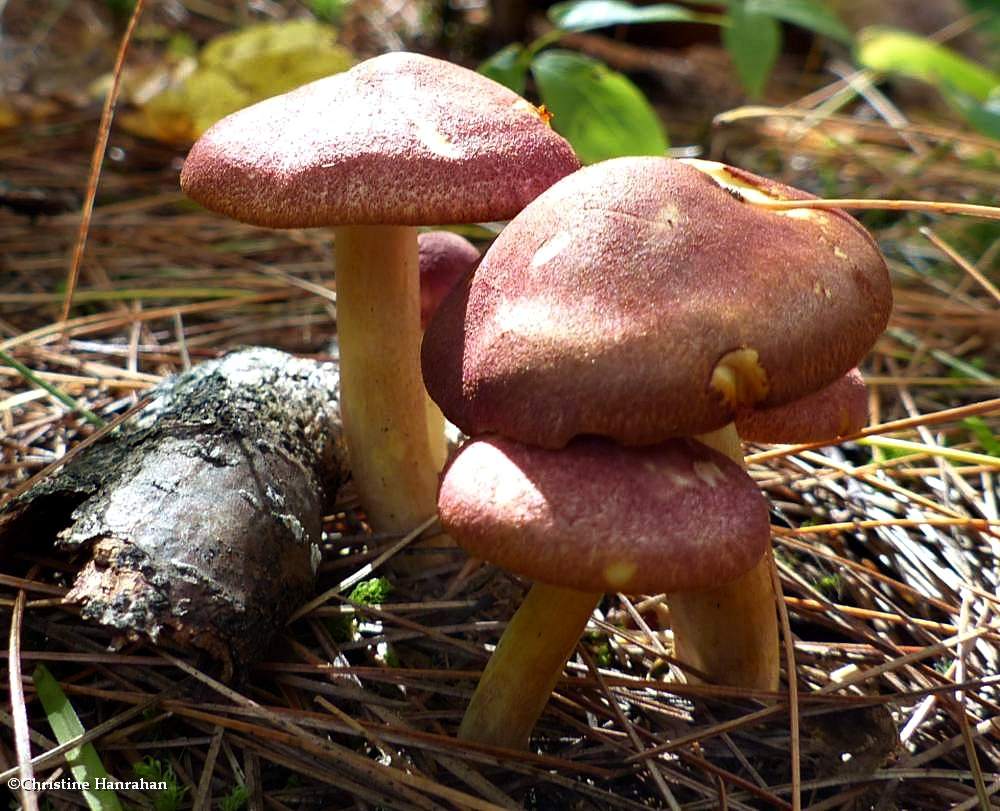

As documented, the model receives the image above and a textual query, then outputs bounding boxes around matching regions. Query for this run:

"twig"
[0,349,105,427]
[746,398,1000,464]
[60,0,147,325]
[9,590,39,811]
[770,552,800,811]
[192,726,225,811]
[0,395,151,506]
[921,227,1000,306]
[754,197,1000,220]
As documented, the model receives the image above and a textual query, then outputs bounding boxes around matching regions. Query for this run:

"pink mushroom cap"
[180,52,580,228]
[438,435,771,594]
[419,231,480,329]
[736,368,869,443]
[422,157,890,448]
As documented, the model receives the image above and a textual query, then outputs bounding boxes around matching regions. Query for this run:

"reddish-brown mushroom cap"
[736,368,869,443]
[422,157,891,448]
[180,52,579,228]
[419,231,480,329]
[438,435,771,594]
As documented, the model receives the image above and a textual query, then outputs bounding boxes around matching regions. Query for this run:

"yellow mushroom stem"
[333,225,446,534]
[458,584,600,749]
[459,423,779,750]
[666,423,780,690]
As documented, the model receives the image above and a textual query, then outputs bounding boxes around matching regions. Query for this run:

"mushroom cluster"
[422,156,891,748]
[181,53,578,543]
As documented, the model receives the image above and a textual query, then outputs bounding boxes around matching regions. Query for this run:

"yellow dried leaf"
[0,99,20,130]
[118,19,353,144]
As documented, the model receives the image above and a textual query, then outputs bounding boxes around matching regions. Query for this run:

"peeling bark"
[0,347,347,673]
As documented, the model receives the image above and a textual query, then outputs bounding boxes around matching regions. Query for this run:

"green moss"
[348,577,393,605]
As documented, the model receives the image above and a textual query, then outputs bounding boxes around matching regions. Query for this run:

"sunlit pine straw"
[746,397,1000,464]
[773,517,999,535]
[758,449,981,517]
[8,589,38,811]
[921,227,1000,306]
[753,197,1000,220]
[714,105,1000,151]
[3,4,998,803]
[60,0,147,326]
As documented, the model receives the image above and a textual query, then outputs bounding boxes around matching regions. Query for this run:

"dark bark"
[0,347,347,673]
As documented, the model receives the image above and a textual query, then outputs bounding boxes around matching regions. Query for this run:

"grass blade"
[32,665,124,811]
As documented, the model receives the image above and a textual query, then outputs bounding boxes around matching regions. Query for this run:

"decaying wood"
[0,347,347,673]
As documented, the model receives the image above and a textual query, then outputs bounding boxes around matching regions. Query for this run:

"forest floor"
[1,2,999,809]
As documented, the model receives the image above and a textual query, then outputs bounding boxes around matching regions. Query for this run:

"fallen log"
[0,347,347,673]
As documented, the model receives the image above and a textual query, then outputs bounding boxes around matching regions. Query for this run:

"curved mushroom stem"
[459,584,600,749]
[334,225,446,533]
[665,422,780,690]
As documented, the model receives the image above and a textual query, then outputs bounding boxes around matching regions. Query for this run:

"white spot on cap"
[494,298,557,337]
[482,449,541,510]
[834,245,848,260]
[693,461,725,487]
[417,119,463,159]
[531,231,572,268]
[666,470,693,489]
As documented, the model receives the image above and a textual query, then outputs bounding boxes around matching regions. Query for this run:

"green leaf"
[33,665,124,811]
[723,4,781,98]
[479,43,529,95]
[857,27,999,101]
[310,0,350,24]
[531,49,668,164]
[940,84,1000,139]
[962,416,1000,457]
[745,0,852,44]
[548,0,720,32]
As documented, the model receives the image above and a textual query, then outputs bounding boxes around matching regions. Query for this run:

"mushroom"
[669,369,871,685]
[423,156,891,714]
[181,52,578,537]
[439,434,770,749]
[418,230,481,470]
[736,367,869,443]
[419,231,481,330]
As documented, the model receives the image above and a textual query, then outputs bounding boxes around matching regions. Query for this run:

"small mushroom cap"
[736,368,869,443]
[419,231,480,329]
[423,157,891,448]
[180,52,579,228]
[438,435,771,594]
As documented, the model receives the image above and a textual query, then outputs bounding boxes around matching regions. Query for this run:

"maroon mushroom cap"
[180,52,580,228]
[736,368,869,443]
[438,435,771,594]
[422,157,891,448]
[419,231,480,329]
